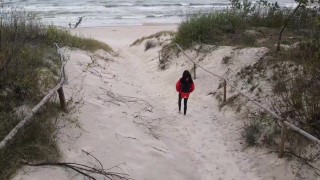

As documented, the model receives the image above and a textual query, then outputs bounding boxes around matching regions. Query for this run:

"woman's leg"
[178,93,182,112]
[184,98,188,115]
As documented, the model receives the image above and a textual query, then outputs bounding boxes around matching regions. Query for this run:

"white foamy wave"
[23,5,106,12]
[4,0,296,27]
[118,15,147,19]
[180,2,190,6]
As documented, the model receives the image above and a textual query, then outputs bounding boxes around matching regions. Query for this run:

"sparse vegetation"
[145,40,156,51]
[130,31,175,46]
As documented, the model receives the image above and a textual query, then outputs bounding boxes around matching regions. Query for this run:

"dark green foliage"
[0,103,61,179]
[243,123,261,146]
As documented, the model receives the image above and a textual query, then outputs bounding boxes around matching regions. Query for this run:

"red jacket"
[176,79,195,98]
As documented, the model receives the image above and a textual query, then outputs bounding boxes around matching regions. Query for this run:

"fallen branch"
[21,150,132,180]
[97,87,153,113]
[133,117,165,139]
[115,133,168,154]
[284,151,320,176]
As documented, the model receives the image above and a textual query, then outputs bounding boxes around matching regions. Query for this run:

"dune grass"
[173,1,317,49]
[130,30,175,46]
[45,26,113,52]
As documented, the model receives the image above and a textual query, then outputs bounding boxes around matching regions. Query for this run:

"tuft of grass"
[243,123,261,146]
[222,56,232,64]
[130,31,175,46]
[145,40,156,51]
[218,94,240,110]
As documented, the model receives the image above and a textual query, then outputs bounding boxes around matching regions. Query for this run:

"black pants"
[178,93,188,115]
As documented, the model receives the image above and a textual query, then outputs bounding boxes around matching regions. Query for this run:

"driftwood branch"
[74,17,83,29]
[21,150,132,180]
[276,2,302,52]
[21,161,132,180]
[0,43,67,150]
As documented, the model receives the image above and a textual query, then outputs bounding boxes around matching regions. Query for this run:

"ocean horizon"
[6,0,296,27]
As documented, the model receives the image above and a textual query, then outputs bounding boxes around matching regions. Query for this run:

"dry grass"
[130,31,175,46]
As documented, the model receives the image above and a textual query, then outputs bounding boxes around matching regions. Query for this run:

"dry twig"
[22,150,132,180]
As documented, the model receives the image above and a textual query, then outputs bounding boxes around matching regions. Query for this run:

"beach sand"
[13,25,297,180]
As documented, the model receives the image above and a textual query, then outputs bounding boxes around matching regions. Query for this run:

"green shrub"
[243,123,261,146]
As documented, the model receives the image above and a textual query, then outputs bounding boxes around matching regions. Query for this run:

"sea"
[5,0,296,27]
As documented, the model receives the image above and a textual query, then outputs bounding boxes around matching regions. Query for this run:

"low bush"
[0,103,61,179]
[243,122,261,146]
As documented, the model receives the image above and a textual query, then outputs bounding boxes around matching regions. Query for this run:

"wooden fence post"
[193,63,196,79]
[223,80,227,102]
[278,122,287,158]
[57,87,67,112]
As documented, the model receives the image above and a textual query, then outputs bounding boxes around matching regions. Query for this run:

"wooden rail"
[0,43,67,150]
[174,43,320,158]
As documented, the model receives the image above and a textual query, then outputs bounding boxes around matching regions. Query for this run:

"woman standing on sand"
[176,70,195,115]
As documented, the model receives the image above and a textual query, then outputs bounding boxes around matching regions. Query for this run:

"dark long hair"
[181,70,193,84]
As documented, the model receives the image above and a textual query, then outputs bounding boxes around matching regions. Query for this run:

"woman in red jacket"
[176,70,195,115]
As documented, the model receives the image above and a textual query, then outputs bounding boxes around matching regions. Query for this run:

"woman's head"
[182,70,192,82]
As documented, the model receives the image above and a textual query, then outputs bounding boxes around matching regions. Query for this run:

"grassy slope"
[0,16,113,179]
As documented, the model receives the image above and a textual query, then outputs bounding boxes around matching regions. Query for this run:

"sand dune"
[13,25,297,180]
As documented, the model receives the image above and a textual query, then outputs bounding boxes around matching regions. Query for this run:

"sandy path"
[69,26,261,179]
[14,26,266,180]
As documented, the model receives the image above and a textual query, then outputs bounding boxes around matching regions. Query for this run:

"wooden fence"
[0,43,67,150]
[173,43,320,158]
